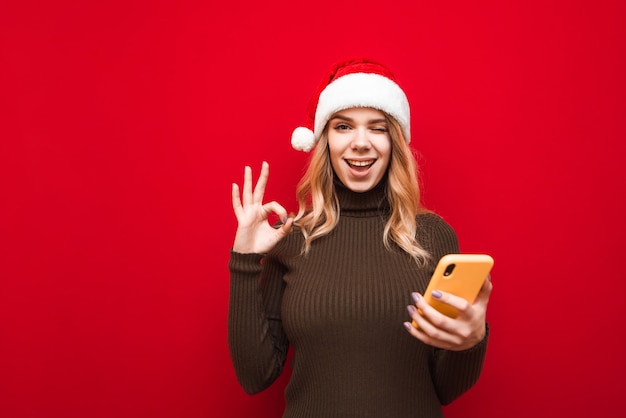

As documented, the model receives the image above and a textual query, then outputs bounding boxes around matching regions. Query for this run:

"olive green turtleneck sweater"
[228,180,488,417]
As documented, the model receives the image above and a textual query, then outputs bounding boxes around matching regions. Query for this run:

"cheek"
[331,155,346,176]
[376,138,392,161]
[327,137,345,166]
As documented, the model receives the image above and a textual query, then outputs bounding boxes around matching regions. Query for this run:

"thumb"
[474,277,493,306]
[279,217,294,236]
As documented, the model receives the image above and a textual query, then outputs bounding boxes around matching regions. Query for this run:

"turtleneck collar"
[333,175,391,217]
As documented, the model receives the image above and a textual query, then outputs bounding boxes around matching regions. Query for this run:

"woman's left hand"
[404,276,493,351]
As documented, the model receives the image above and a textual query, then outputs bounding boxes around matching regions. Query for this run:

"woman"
[228,57,493,417]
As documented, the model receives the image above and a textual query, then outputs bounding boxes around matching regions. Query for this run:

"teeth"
[347,159,374,167]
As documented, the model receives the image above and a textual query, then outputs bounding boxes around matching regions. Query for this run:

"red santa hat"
[291,57,411,152]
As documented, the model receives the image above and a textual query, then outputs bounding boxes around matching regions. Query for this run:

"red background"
[1,1,625,417]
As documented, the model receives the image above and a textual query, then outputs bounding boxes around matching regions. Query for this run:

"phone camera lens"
[443,264,456,277]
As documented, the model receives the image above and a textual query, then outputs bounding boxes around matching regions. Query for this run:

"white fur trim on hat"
[291,126,316,152]
[314,72,411,143]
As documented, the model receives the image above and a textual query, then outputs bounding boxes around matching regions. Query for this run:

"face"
[327,107,392,193]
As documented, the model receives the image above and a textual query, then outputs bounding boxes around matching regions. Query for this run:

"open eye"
[333,123,351,131]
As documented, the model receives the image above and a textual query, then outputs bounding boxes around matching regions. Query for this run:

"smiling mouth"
[346,159,375,168]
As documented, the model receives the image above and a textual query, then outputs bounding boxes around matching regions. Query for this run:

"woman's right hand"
[231,161,293,254]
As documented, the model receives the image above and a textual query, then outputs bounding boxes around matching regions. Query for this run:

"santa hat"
[291,57,411,152]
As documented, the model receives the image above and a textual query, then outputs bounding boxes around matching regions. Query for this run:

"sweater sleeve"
[431,325,489,404]
[227,250,289,394]
[419,213,490,404]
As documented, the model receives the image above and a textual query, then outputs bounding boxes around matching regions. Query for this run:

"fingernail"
[403,322,413,331]
[283,217,289,224]
[488,274,492,282]
[411,292,420,304]
[432,290,442,299]
[407,305,417,315]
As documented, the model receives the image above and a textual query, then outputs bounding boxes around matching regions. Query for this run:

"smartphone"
[412,254,494,328]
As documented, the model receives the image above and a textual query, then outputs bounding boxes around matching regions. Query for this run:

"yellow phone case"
[412,254,493,327]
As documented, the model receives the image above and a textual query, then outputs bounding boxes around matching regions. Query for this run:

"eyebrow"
[330,114,388,124]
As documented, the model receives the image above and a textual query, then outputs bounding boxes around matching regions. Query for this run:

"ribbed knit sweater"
[228,180,488,417]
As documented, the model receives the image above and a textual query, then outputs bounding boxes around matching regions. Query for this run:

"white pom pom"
[291,127,316,152]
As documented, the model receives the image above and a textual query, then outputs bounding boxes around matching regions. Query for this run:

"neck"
[333,176,390,217]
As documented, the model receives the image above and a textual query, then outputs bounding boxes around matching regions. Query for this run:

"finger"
[411,292,467,341]
[413,292,458,333]
[253,161,269,203]
[474,277,494,306]
[408,312,445,342]
[404,320,427,341]
[407,303,430,332]
[406,294,460,348]
[231,183,243,216]
[242,166,253,206]
[280,217,294,235]
[404,308,457,349]
[408,292,426,329]
[404,302,431,338]
[408,293,447,331]
[271,217,294,244]
[428,290,471,314]
[261,201,289,223]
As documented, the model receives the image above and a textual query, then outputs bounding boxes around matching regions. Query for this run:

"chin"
[344,181,376,193]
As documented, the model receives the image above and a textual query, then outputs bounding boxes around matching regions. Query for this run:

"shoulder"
[416,211,456,235]
[416,211,459,256]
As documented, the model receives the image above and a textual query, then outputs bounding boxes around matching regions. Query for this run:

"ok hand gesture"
[231,161,293,254]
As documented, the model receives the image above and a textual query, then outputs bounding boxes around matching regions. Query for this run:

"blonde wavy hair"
[293,112,431,265]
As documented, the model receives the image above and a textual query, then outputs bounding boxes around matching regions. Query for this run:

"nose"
[351,127,371,150]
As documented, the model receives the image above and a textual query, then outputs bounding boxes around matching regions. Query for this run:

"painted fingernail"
[407,305,417,315]
[432,290,442,299]
[403,322,413,331]
[411,292,420,304]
